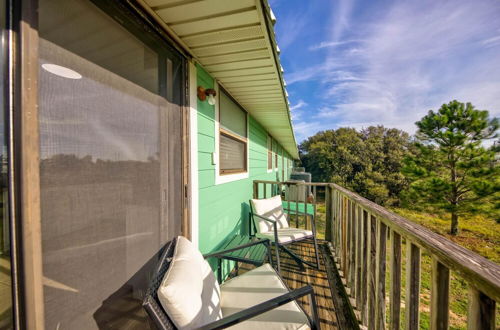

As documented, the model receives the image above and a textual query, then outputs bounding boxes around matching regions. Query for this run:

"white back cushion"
[157,236,223,329]
[251,195,289,233]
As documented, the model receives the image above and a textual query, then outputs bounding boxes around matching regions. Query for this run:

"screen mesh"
[219,91,247,138]
[38,0,183,328]
[220,134,246,172]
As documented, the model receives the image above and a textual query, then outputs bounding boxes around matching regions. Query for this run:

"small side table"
[203,235,272,283]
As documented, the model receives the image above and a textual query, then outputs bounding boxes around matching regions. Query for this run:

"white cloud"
[309,39,364,50]
[290,100,307,111]
[288,0,500,137]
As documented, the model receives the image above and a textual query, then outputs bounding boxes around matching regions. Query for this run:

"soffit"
[142,0,299,159]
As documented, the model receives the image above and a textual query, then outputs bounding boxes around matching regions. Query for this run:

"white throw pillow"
[157,236,223,329]
[251,195,289,233]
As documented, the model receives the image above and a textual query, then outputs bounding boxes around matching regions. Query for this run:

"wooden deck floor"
[239,239,339,329]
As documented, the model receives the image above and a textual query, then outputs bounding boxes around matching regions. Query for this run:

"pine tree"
[403,100,499,235]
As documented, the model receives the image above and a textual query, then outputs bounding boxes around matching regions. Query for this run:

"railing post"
[367,214,377,330]
[335,190,341,258]
[375,220,387,330]
[342,196,348,275]
[390,230,402,330]
[253,181,258,199]
[361,209,368,325]
[348,200,356,296]
[467,287,496,330]
[406,242,421,330]
[431,257,450,330]
[355,205,362,310]
[325,185,333,242]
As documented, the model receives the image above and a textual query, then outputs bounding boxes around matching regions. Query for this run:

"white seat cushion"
[157,236,222,329]
[256,228,313,244]
[251,196,289,233]
[220,264,310,330]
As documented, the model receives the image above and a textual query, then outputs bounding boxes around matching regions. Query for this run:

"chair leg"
[281,245,306,271]
[266,240,273,268]
[274,242,281,274]
[308,290,320,329]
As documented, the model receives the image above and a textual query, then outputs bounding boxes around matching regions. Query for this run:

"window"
[219,90,247,174]
[267,135,272,171]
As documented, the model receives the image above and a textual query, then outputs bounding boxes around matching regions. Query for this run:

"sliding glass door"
[0,0,13,329]
[38,0,184,328]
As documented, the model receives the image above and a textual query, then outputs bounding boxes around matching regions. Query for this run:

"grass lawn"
[311,202,499,329]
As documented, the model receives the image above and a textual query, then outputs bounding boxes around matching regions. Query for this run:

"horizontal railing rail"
[253,180,499,330]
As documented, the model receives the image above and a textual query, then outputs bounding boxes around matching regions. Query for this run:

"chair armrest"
[203,239,270,260]
[197,285,319,330]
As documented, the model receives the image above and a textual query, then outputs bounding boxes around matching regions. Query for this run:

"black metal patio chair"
[249,195,320,274]
[143,236,320,330]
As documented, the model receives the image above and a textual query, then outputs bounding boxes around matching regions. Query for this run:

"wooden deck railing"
[253,180,500,329]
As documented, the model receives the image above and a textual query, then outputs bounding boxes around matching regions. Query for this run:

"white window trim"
[214,82,249,185]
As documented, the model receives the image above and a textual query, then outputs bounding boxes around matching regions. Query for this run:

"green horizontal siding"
[196,65,293,273]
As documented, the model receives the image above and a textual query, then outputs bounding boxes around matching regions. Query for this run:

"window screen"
[219,89,247,174]
[220,134,246,173]
[219,91,246,138]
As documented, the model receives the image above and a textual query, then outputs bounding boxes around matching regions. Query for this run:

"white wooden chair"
[249,195,320,273]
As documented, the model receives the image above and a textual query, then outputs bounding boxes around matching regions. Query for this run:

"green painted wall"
[196,65,293,264]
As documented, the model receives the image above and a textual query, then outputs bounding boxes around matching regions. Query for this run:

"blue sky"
[269,0,500,143]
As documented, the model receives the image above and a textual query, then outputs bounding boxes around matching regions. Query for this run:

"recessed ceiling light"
[42,64,82,79]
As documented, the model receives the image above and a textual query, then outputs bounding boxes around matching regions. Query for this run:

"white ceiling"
[141,0,299,158]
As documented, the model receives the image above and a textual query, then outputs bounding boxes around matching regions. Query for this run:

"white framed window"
[215,84,249,184]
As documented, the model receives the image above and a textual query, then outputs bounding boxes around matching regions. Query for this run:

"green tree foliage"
[402,100,499,234]
[299,126,411,205]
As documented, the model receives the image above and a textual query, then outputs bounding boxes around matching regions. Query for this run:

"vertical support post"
[263,183,267,199]
[304,183,308,230]
[390,230,402,330]
[361,209,369,325]
[406,242,421,330]
[467,288,496,330]
[375,221,387,330]
[313,185,317,235]
[16,1,46,328]
[348,200,356,296]
[253,181,258,199]
[342,196,348,274]
[295,186,299,228]
[431,257,450,330]
[367,214,377,330]
[346,199,351,279]
[325,185,333,242]
[355,205,362,310]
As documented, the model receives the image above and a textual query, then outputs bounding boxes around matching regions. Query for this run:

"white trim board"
[188,61,199,249]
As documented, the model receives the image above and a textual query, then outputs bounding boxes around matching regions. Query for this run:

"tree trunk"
[450,212,459,235]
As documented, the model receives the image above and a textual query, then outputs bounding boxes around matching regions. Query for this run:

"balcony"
[250,180,500,330]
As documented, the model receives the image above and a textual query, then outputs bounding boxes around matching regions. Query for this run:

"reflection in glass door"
[0,0,13,329]
[38,0,184,328]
